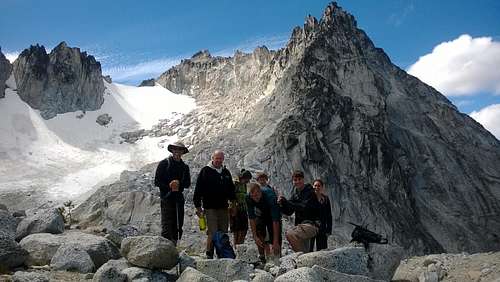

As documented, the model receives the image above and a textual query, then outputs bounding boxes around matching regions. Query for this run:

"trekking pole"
[176,198,181,276]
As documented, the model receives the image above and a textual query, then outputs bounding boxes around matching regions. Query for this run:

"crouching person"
[246,182,282,263]
[278,170,320,253]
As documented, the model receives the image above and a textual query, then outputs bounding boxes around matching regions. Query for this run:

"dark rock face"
[138,78,155,87]
[156,2,500,255]
[0,48,12,98]
[96,113,112,126]
[103,75,112,83]
[12,42,105,119]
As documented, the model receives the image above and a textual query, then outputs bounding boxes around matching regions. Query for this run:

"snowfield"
[0,77,196,210]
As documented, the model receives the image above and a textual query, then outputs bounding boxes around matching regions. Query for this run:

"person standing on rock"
[309,179,332,251]
[154,141,191,246]
[278,170,320,253]
[246,182,282,263]
[230,169,252,246]
[193,150,237,259]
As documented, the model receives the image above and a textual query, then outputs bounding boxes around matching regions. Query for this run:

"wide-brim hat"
[167,141,189,154]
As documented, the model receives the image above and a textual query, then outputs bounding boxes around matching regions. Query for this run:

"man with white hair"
[193,150,236,259]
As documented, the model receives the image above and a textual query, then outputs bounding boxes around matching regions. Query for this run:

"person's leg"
[255,218,267,263]
[205,209,218,258]
[286,224,319,253]
[161,199,177,242]
[160,199,169,238]
[277,220,283,257]
[316,233,328,250]
[177,201,185,241]
[237,229,247,244]
[230,214,238,245]
[235,210,248,245]
[285,226,303,252]
[217,208,229,233]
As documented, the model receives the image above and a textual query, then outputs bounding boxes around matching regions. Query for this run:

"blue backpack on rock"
[212,231,236,259]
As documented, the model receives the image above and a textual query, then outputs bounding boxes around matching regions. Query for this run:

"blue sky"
[1,0,499,136]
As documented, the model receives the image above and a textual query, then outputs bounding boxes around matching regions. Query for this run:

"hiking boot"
[206,251,214,259]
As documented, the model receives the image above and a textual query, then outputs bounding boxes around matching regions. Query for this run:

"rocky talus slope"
[12,41,104,119]
[155,2,500,255]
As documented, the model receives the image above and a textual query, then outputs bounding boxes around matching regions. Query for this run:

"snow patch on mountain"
[0,78,195,210]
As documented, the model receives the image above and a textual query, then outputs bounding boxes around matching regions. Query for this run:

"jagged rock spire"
[12,42,104,119]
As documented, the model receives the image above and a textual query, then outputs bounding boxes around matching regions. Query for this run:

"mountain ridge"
[154,2,500,255]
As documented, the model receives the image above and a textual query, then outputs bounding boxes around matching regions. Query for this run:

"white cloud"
[407,34,500,96]
[470,104,500,139]
[4,51,19,63]
[102,57,182,84]
[388,3,414,27]
[102,34,289,84]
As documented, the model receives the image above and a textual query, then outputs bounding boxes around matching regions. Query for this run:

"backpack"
[349,222,388,249]
[212,231,236,259]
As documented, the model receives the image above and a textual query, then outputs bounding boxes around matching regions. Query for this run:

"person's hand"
[277,195,285,205]
[254,236,265,249]
[169,180,180,191]
[196,207,203,217]
[272,241,280,256]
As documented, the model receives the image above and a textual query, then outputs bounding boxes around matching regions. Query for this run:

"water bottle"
[198,214,207,231]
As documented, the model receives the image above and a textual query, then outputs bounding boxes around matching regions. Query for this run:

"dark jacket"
[280,184,320,226]
[154,156,191,201]
[318,196,333,234]
[193,165,236,209]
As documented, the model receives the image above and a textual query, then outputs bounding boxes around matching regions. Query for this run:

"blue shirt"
[246,187,281,222]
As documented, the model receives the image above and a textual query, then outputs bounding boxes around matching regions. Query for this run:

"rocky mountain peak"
[155,2,500,256]
[190,49,212,63]
[13,41,104,119]
[0,48,13,98]
[321,2,353,25]
[53,41,68,50]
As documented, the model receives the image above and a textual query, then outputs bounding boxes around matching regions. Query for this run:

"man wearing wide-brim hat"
[154,141,191,245]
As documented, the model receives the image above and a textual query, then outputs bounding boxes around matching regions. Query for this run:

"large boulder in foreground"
[121,267,173,281]
[296,245,404,281]
[11,271,49,282]
[195,258,254,282]
[19,231,120,267]
[393,251,500,282]
[0,209,18,240]
[92,258,130,282]
[15,208,64,241]
[12,42,104,119]
[296,247,369,275]
[18,233,61,266]
[0,233,29,270]
[92,258,173,282]
[235,243,261,264]
[50,243,95,273]
[177,267,217,282]
[275,265,384,282]
[120,236,178,269]
[105,225,140,247]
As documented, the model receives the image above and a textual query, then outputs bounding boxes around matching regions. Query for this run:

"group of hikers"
[154,141,332,263]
